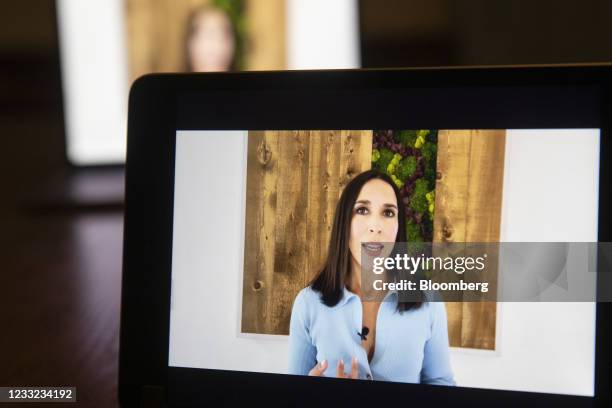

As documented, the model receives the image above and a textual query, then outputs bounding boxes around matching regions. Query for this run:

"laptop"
[119,66,612,407]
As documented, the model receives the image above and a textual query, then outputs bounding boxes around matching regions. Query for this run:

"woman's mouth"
[362,242,384,257]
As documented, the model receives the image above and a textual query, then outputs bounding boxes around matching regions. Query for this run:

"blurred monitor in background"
[56,0,359,166]
[52,0,612,168]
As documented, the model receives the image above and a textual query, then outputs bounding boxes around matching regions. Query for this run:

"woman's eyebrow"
[355,200,397,209]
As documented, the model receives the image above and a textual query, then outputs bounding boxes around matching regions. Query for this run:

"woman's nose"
[368,225,382,234]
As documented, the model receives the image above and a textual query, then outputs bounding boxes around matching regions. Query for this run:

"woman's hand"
[308,358,359,379]
[308,359,328,376]
[337,357,360,379]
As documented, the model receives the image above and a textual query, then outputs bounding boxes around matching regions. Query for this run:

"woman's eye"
[383,209,396,217]
[355,207,369,215]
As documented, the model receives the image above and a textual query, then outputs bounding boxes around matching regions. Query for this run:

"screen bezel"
[120,66,612,407]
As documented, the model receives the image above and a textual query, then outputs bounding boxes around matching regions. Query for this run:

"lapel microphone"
[357,326,370,341]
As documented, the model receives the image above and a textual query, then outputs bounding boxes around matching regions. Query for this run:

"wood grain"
[434,130,505,350]
[0,212,124,408]
[243,0,286,71]
[305,131,340,286]
[241,131,278,333]
[125,0,207,81]
[269,131,310,333]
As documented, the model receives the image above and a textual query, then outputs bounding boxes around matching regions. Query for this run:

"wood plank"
[434,130,471,244]
[241,131,279,333]
[434,130,505,350]
[125,0,209,82]
[305,131,335,286]
[338,130,361,190]
[244,0,286,70]
[269,131,310,334]
[434,130,471,347]
[460,130,505,350]
[464,130,506,243]
[240,130,264,333]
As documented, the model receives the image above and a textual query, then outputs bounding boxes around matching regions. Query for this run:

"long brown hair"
[310,169,423,312]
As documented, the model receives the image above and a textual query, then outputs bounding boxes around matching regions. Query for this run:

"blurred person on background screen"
[183,5,236,72]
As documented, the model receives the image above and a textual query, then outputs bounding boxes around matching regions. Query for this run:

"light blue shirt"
[288,286,455,385]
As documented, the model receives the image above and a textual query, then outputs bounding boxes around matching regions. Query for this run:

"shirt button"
[366,373,372,380]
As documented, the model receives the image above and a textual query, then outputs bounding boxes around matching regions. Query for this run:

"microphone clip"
[357,326,370,341]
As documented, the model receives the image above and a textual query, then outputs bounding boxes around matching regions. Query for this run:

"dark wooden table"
[0,60,124,407]
[0,5,125,404]
[0,209,123,407]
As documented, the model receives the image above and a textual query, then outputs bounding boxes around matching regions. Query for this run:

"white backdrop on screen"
[169,129,599,396]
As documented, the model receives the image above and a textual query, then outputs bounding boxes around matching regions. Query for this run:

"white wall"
[169,129,599,396]
[286,0,360,69]
[169,131,289,375]
[450,129,598,396]
[56,0,129,164]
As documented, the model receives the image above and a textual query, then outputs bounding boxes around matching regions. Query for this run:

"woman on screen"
[183,5,236,72]
[288,169,455,384]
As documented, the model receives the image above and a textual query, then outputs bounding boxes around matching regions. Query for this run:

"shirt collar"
[336,286,358,307]
[336,286,398,307]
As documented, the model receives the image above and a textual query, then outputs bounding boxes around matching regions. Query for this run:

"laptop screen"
[167,128,599,396]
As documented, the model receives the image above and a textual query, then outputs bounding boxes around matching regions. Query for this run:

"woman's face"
[348,179,399,269]
[188,10,235,72]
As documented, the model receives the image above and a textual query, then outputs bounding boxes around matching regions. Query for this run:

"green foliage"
[390,174,403,189]
[396,130,418,147]
[414,129,429,149]
[373,148,394,172]
[424,165,436,188]
[421,139,438,187]
[372,129,439,242]
[371,149,381,163]
[426,190,435,219]
[396,156,417,182]
[421,140,437,162]
[386,153,402,174]
[410,179,430,213]
[406,219,423,242]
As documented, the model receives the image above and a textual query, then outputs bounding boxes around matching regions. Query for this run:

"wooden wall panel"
[434,130,505,350]
[125,0,207,82]
[243,129,502,350]
[241,131,279,334]
[244,0,286,71]
[242,130,372,335]
[269,131,310,333]
[304,131,340,287]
